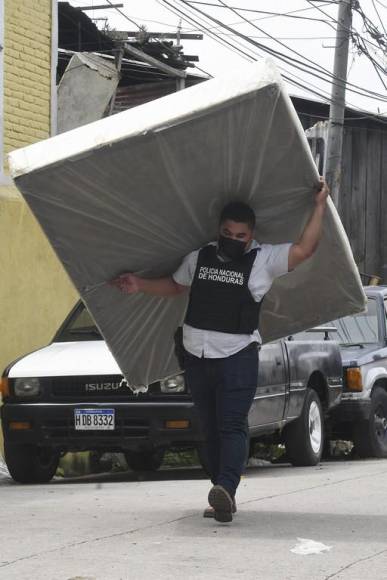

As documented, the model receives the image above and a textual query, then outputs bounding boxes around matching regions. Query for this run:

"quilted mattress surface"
[9,60,366,387]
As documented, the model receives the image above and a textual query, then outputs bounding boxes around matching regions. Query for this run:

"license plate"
[74,409,115,431]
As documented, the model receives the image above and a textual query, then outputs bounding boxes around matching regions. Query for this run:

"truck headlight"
[346,367,363,392]
[14,377,41,397]
[160,375,185,393]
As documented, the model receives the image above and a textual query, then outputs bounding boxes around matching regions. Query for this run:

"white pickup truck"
[0,301,343,483]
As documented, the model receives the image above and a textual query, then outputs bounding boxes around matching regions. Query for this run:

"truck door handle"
[275,358,282,366]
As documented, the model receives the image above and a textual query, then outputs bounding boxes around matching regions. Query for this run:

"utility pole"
[324,0,353,208]
[108,45,124,116]
[176,19,185,91]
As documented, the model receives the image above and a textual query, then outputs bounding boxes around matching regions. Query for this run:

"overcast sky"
[69,0,387,114]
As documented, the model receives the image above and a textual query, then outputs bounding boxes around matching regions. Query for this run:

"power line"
[159,0,387,122]
[222,34,338,40]
[71,0,195,28]
[182,1,384,62]
[291,108,387,121]
[306,0,342,31]
[353,1,387,48]
[215,0,346,84]
[372,0,387,36]
[187,1,339,23]
[307,0,386,63]
[310,0,387,51]
[274,61,387,124]
[165,1,342,104]
[157,0,258,61]
[181,5,342,39]
[180,0,387,101]
[304,0,387,57]
[170,0,338,100]
[194,64,213,77]
[354,37,387,90]
[104,0,140,28]
[197,0,387,99]
[349,3,387,91]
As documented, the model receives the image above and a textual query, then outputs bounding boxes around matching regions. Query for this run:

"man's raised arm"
[288,177,329,271]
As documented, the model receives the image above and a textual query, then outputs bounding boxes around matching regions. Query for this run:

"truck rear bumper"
[330,399,371,423]
[1,401,203,451]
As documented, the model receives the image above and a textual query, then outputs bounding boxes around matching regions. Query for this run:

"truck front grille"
[49,375,160,399]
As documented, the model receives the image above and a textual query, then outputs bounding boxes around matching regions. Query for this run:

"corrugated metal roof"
[112,78,205,113]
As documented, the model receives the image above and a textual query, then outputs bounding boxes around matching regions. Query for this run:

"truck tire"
[4,442,59,484]
[353,387,387,458]
[124,448,165,472]
[284,389,324,466]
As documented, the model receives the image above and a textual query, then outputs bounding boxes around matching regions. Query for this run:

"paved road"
[1,458,387,580]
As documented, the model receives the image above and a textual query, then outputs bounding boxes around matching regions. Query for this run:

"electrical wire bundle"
[69,0,387,120]
[157,0,386,120]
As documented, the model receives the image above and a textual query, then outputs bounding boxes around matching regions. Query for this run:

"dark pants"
[185,344,258,498]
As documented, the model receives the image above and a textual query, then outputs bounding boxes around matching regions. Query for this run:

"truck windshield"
[55,303,102,341]
[293,299,379,345]
[332,299,379,346]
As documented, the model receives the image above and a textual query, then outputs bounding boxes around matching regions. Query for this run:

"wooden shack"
[294,96,387,283]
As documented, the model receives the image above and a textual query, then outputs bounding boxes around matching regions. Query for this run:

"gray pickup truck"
[326,286,387,458]
[1,302,343,483]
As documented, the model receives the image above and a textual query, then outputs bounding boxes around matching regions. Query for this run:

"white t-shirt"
[173,240,291,358]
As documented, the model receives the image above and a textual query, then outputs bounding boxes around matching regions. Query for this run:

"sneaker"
[208,485,234,523]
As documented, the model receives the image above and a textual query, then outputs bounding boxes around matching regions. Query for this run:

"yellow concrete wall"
[0,0,78,378]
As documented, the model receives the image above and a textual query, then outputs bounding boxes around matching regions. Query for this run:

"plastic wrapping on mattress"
[8,60,366,388]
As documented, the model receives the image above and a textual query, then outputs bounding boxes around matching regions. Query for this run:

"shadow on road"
[174,508,387,544]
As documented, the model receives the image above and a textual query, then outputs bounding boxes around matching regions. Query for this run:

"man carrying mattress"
[112,177,329,523]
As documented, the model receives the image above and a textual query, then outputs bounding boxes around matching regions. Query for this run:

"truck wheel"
[4,442,59,484]
[124,448,165,472]
[353,387,387,458]
[284,389,324,466]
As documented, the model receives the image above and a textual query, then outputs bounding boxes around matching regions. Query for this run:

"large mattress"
[8,60,366,388]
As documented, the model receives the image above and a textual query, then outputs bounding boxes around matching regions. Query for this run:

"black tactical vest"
[185,244,261,334]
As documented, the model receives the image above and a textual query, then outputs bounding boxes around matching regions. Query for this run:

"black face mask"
[218,235,247,261]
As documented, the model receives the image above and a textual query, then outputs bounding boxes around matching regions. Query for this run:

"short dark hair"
[219,201,256,230]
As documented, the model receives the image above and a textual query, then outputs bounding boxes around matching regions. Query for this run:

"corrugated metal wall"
[339,126,387,281]
[296,99,387,282]
[113,78,203,113]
